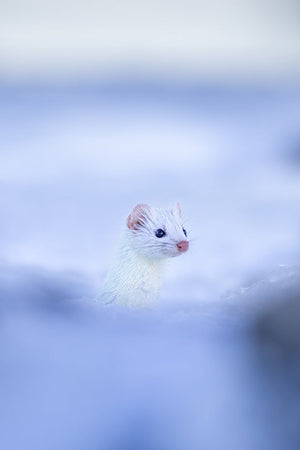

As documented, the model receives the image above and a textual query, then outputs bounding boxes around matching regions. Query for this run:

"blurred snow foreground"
[1,262,300,450]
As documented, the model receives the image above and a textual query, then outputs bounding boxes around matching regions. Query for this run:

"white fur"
[99,204,188,308]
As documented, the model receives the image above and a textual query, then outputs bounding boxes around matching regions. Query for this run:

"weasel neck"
[101,234,167,308]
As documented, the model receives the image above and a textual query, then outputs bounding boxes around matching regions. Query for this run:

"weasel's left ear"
[172,202,182,218]
[127,204,151,230]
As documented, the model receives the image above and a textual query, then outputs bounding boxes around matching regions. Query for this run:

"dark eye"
[155,229,166,238]
[183,228,187,237]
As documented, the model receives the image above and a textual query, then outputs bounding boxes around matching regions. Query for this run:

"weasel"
[99,203,189,308]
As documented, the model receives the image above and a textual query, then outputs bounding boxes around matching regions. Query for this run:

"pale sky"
[0,0,300,81]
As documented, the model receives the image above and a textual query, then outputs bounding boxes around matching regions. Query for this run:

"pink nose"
[177,240,189,253]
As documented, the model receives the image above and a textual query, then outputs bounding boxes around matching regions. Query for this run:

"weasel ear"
[126,204,151,230]
[172,202,182,218]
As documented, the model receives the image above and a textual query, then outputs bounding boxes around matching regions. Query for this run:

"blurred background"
[0,1,300,449]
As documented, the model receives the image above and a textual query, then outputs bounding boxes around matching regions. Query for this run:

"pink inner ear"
[126,214,136,230]
[127,204,150,230]
[174,202,182,218]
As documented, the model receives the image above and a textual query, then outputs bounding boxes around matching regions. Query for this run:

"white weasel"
[100,203,189,308]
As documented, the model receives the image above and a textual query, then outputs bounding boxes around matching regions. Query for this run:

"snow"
[0,81,300,450]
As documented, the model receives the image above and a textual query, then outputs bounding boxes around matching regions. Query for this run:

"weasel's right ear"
[172,202,182,219]
[127,204,150,230]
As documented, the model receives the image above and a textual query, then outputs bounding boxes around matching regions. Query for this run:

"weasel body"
[100,203,189,308]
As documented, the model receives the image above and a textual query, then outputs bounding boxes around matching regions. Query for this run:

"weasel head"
[126,203,189,260]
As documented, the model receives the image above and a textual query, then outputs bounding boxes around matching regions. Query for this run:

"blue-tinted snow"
[0,81,300,450]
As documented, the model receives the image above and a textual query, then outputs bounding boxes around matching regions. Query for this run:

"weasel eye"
[155,229,165,238]
[183,228,187,237]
